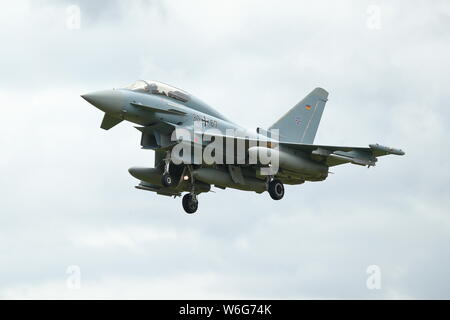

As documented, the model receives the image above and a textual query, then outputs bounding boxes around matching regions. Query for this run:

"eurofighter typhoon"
[82,80,404,214]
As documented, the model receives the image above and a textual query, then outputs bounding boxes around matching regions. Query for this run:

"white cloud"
[0,273,229,300]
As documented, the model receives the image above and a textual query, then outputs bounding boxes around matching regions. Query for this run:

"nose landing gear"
[161,151,174,187]
[161,173,173,187]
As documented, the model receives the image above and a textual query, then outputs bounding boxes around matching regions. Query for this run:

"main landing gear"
[159,152,199,214]
[181,165,199,214]
[268,178,284,200]
[182,193,198,214]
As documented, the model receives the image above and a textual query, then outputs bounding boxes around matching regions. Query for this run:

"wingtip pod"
[369,143,405,156]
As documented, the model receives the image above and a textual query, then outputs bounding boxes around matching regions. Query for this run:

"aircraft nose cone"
[81,90,123,114]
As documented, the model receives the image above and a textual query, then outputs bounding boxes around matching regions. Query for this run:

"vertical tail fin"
[268,87,328,144]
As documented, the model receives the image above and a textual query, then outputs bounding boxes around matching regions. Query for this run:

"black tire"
[182,194,198,214]
[268,179,284,200]
[161,173,173,187]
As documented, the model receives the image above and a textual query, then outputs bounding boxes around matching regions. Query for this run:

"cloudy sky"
[1,0,449,299]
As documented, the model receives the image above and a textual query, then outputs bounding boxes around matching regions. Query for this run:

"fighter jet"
[81,80,405,214]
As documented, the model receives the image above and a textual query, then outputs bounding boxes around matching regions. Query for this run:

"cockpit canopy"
[123,80,190,103]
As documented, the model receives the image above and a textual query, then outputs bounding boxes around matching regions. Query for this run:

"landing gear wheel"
[182,193,198,214]
[161,173,173,187]
[268,179,284,200]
